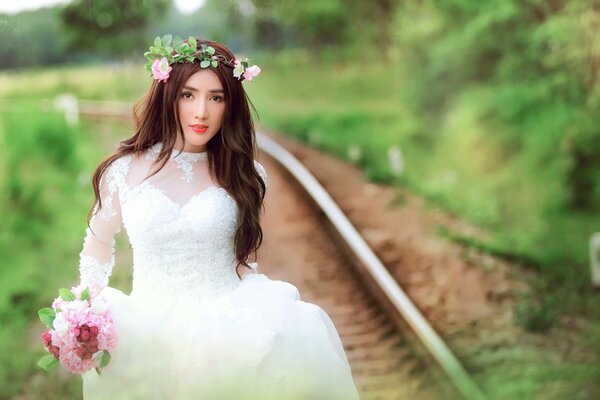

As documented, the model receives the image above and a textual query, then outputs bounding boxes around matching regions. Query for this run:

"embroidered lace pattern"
[78,143,268,301]
[122,185,242,309]
[145,143,208,183]
[97,156,133,220]
[79,252,115,288]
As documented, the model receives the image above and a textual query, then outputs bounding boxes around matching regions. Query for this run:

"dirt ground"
[258,129,599,400]
[254,136,458,398]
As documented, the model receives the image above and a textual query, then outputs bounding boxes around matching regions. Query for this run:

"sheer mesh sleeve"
[254,160,267,190]
[78,156,131,290]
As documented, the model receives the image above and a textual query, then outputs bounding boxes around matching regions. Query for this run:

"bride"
[78,36,360,399]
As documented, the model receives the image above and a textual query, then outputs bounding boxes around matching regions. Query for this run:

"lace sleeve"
[78,156,131,290]
[254,160,267,190]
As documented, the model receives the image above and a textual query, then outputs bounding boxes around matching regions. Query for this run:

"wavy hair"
[88,38,265,278]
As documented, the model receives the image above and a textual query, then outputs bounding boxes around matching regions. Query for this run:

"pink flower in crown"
[151,57,172,83]
[243,65,261,81]
[233,59,245,80]
[232,59,261,82]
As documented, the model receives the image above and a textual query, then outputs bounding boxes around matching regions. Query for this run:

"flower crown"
[144,35,261,83]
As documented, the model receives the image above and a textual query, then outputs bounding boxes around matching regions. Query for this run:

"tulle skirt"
[82,273,360,400]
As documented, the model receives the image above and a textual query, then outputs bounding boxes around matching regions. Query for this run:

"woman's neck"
[173,139,207,153]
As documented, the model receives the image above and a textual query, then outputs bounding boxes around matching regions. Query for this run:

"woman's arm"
[78,157,130,291]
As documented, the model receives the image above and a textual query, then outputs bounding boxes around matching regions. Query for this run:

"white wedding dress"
[79,143,360,399]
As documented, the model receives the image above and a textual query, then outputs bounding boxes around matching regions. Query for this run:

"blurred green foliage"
[0,105,101,397]
[0,7,74,69]
[388,1,600,333]
[60,0,171,56]
[395,0,600,210]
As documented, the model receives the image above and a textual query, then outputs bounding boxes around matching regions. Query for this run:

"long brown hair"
[89,38,265,278]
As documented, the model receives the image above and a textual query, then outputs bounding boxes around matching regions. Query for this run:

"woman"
[79,36,360,399]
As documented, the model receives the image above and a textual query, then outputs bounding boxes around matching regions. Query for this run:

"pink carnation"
[152,57,172,83]
[71,283,101,299]
[59,350,82,372]
[50,330,62,348]
[61,300,90,323]
[42,331,60,358]
[42,331,52,347]
[243,65,261,81]
[233,59,245,80]
[52,297,67,310]
[232,60,261,82]
[98,323,119,351]
[63,330,79,349]
[60,349,95,374]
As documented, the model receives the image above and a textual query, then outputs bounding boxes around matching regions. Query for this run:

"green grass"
[0,63,148,102]
[0,101,134,398]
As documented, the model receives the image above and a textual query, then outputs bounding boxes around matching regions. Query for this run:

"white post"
[308,129,321,147]
[591,233,600,288]
[54,94,79,127]
[347,143,362,163]
[388,144,404,176]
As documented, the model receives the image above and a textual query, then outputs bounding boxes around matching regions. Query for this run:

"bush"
[0,105,91,398]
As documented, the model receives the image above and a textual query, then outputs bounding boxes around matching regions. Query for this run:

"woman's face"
[175,68,226,152]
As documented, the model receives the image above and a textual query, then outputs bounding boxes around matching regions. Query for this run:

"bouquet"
[37,284,118,375]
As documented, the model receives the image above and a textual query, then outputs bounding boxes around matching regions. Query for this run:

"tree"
[248,0,398,55]
[395,0,600,210]
[0,8,67,69]
[60,0,170,57]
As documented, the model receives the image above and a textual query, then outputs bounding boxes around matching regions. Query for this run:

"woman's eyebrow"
[182,85,224,93]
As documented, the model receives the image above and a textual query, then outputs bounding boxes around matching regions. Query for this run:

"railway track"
[69,100,486,399]
[256,133,486,400]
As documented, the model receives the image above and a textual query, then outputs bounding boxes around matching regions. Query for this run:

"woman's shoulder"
[253,159,267,188]
[100,152,136,187]
[106,153,134,175]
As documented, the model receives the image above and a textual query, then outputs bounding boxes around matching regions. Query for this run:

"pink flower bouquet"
[37,284,118,375]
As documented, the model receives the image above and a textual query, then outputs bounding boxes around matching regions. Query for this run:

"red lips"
[190,124,208,133]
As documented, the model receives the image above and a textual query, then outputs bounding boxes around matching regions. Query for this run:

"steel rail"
[256,132,487,400]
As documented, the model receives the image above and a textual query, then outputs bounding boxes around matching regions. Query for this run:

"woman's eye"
[182,92,193,99]
[211,95,224,102]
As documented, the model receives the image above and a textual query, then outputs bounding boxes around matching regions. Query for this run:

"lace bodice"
[78,143,268,305]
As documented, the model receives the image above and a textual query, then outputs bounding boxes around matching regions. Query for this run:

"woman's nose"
[195,100,208,120]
